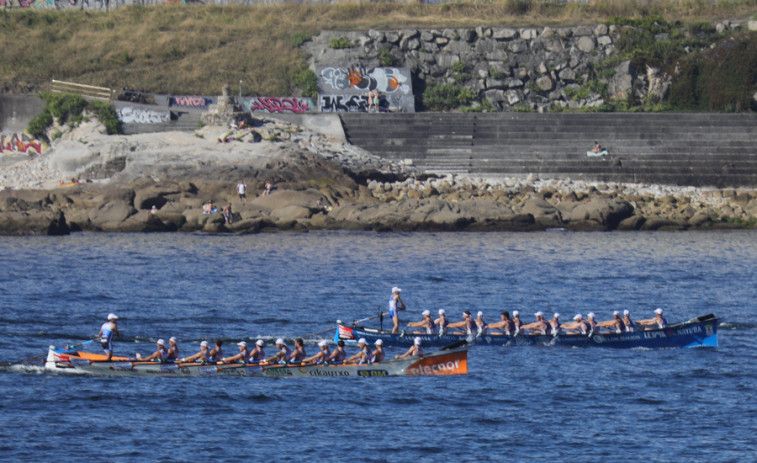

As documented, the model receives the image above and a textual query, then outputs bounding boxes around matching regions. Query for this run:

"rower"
[302,340,330,365]
[289,338,306,363]
[345,338,373,365]
[597,311,626,334]
[208,339,223,363]
[396,337,423,359]
[248,340,266,363]
[562,314,591,335]
[384,287,406,334]
[136,339,168,362]
[166,337,179,362]
[265,338,292,364]
[327,340,347,364]
[487,311,516,335]
[448,310,477,336]
[475,311,488,336]
[98,313,120,361]
[371,339,385,363]
[519,311,550,335]
[548,313,561,335]
[586,312,597,331]
[407,310,435,334]
[623,310,636,332]
[637,308,668,329]
[219,341,251,364]
[434,309,449,335]
[512,310,523,333]
[180,341,211,363]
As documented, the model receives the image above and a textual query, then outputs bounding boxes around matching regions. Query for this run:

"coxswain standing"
[385,287,406,334]
[98,313,120,361]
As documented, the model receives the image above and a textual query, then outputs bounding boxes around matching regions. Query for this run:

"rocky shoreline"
[0,117,755,235]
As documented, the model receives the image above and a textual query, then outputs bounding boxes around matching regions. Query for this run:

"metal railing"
[50,80,113,101]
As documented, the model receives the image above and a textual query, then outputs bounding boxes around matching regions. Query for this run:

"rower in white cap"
[302,340,331,365]
[384,287,406,334]
[637,308,668,329]
[248,340,266,363]
[180,340,211,363]
[519,312,550,335]
[561,314,591,335]
[512,310,523,333]
[166,337,180,362]
[265,338,293,364]
[371,339,385,363]
[548,313,561,335]
[597,311,626,334]
[406,310,435,334]
[474,311,488,336]
[345,338,373,365]
[586,312,597,331]
[98,313,120,361]
[434,309,449,335]
[622,310,635,332]
[136,339,168,362]
[396,337,423,359]
[219,341,250,364]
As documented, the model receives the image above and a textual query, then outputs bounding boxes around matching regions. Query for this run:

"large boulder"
[88,200,137,231]
[0,210,69,235]
[565,198,633,229]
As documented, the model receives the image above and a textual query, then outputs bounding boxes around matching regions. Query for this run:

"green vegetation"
[329,37,354,49]
[27,92,121,140]
[422,84,476,111]
[292,67,319,99]
[378,49,399,67]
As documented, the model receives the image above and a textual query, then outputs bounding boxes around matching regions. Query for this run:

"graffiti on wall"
[1,132,45,156]
[117,107,170,124]
[320,95,382,113]
[0,0,110,8]
[171,96,211,108]
[245,97,314,114]
[317,67,412,95]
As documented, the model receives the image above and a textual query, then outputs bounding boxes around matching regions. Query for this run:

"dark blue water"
[1,231,755,462]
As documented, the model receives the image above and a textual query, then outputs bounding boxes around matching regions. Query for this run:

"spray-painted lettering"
[171,96,209,108]
[117,107,170,124]
[247,97,313,114]
[320,95,386,113]
[0,133,45,156]
[318,67,411,94]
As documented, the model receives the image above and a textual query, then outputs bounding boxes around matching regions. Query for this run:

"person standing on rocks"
[223,203,232,225]
[237,180,247,204]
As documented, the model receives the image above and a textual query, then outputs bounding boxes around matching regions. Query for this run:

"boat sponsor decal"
[264,367,293,377]
[198,366,219,376]
[338,326,355,339]
[111,362,134,371]
[160,364,179,373]
[70,358,91,367]
[705,324,714,337]
[301,367,353,377]
[357,370,388,377]
[406,352,467,376]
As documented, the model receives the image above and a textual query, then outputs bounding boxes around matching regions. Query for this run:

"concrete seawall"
[340,112,757,188]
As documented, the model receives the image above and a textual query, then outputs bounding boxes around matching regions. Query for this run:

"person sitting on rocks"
[588,141,608,157]
[202,200,217,215]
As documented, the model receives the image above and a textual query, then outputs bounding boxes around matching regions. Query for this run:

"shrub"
[292,68,319,99]
[422,84,477,111]
[26,92,122,140]
[329,37,354,49]
[378,49,399,67]
[287,32,312,48]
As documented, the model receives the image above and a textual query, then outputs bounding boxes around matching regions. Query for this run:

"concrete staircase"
[340,113,757,187]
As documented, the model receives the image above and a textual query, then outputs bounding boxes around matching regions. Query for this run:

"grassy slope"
[1,1,755,96]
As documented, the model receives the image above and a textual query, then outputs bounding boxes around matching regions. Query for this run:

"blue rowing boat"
[335,314,718,349]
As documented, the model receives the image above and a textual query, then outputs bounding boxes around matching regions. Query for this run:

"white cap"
[200,341,209,347]
[573,314,582,321]
[358,338,367,345]
[392,287,402,293]
[318,340,328,347]
[414,337,422,345]
[169,337,177,343]
[256,340,265,347]
[438,309,446,315]
[613,311,619,316]
[513,310,519,316]
[655,308,664,314]
[588,312,595,319]
[237,341,247,347]
[477,311,483,317]
[107,313,118,320]
[422,310,431,316]
[535,311,543,317]
[553,313,560,319]
[623,310,630,316]
[275,338,285,346]
[375,339,383,346]
[156,339,165,346]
